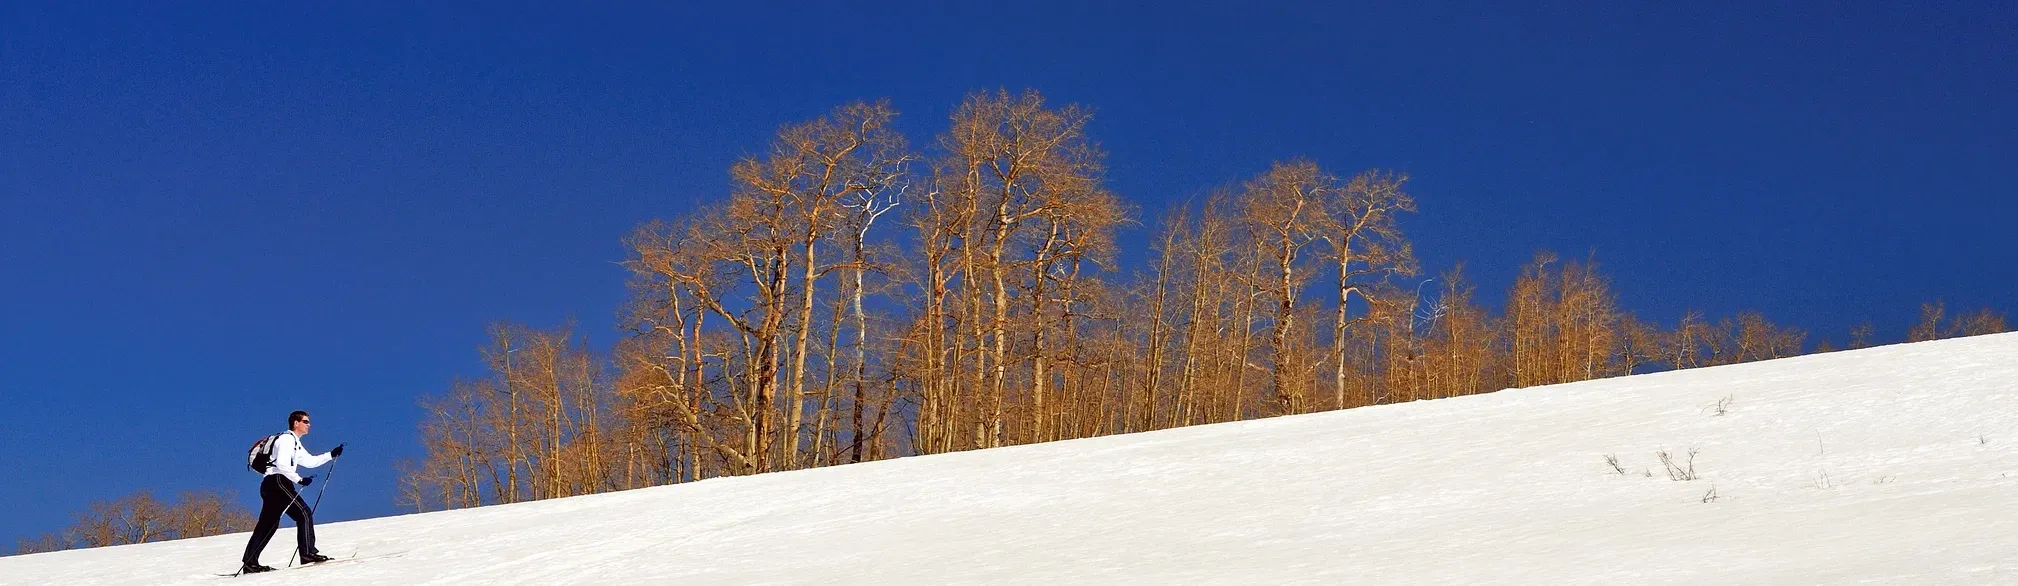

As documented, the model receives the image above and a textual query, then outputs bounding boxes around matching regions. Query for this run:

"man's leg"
[241,476,288,565]
[281,480,318,557]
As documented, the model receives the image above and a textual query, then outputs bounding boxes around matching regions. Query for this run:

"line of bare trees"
[393,89,2012,512]
[13,490,250,555]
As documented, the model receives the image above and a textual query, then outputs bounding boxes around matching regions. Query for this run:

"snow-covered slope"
[7,333,2017,585]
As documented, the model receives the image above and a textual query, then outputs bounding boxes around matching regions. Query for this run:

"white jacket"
[265,431,333,483]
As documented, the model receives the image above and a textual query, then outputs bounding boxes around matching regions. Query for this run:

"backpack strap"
[259,432,287,473]
[270,432,288,460]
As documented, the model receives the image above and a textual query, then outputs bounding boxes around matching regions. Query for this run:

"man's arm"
[296,438,332,470]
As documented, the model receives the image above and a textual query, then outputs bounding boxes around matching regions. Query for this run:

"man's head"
[288,410,311,436]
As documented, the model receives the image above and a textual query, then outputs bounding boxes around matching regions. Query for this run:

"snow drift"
[6,333,2017,584]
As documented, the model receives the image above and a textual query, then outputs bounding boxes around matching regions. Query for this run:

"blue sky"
[2,2,2013,544]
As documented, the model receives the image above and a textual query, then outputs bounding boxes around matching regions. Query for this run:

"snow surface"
[6,333,2018,585]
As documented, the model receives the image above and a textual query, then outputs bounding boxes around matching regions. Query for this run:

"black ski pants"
[241,474,317,564]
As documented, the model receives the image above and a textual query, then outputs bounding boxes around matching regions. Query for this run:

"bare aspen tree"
[1155,191,1247,427]
[616,216,740,481]
[1507,252,1559,387]
[1951,308,2009,337]
[1239,161,1334,414]
[1848,322,1875,349]
[1421,266,1494,399]
[839,159,907,463]
[1909,300,1945,342]
[1138,205,1191,431]
[1028,185,1124,443]
[1617,314,1662,375]
[1733,312,1805,361]
[613,218,718,480]
[621,213,763,476]
[1668,310,1710,369]
[1553,258,1620,382]
[1505,253,1622,385]
[1373,281,1425,403]
[929,89,1115,447]
[1700,316,1741,366]
[1228,243,1271,420]
[481,326,529,503]
[725,102,907,469]
[908,169,967,454]
[1321,170,1417,410]
[404,378,493,509]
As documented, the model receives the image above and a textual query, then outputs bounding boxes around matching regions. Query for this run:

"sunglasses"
[294,420,311,425]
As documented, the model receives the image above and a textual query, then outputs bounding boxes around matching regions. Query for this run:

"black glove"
[299,476,314,486]
[331,443,345,458]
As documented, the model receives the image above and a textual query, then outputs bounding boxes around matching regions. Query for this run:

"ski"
[217,552,375,577]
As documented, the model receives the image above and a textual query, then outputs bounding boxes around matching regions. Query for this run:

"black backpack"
[246,433,285,473]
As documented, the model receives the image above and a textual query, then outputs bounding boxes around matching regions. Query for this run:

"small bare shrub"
[1657,447,1699,481]
[1604,453,1626,475]
[1701,485,1720,503]
[1702,394,1734,416]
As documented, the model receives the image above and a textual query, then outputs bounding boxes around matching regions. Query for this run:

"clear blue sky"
[3,2,2013,544]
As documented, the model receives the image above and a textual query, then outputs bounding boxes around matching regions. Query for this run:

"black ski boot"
[240,563,277,574]
[300,552,334,564]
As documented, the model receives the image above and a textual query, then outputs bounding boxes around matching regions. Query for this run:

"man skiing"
[240,410,345,574]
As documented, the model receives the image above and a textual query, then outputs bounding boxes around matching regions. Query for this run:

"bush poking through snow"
[1604,453,1626,475]
[1657,448,1699,481]
[1813,469,1834,490]
[1701,485,1720,503]
[1703,394,1734,416]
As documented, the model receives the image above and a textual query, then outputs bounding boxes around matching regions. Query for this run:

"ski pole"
[283,480,316,568]
[286,460,335,568]
[310,458,336,512]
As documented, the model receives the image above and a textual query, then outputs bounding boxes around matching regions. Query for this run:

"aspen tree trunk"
[850,241,871,462]
[1269,211,1302,414]
[960,171,986,453]
[1058,250,1086,437]
[1029,223,1061,442]
[987,190,1014,448]
[687,306,706,482]
[1144,222,1176,430]
[756,253,789,472]
[1175,212,1218,426]
[812,285,846,466]
[921,241,947,454]
[786,237,820,468]
[1232,247,1264,422]
[1333,251,1353,410]
[501,333,523,503]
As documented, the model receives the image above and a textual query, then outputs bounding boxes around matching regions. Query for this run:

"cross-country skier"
[240,410,345,574]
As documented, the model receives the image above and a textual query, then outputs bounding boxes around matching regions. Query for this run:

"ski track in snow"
[5,333,2017,584]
